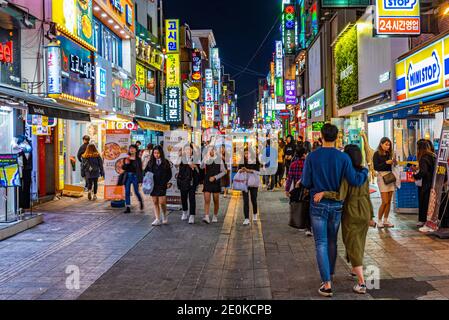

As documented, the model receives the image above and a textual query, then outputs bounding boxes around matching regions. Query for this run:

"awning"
[0,85,90,121]
[368,90,449,123]
[136,119,170,132]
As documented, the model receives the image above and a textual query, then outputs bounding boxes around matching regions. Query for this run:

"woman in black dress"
[201,145,227,224]
[145,145,172,226]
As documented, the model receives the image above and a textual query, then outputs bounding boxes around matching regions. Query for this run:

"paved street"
[1,188,449,300]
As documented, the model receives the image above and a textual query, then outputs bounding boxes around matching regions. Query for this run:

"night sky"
[165,0,280,125]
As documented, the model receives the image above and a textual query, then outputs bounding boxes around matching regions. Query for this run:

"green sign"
[307,88,325,121]
[312,121,325,132]
[322,0,370,7]
[276,77,284,97]
[334,25,358,109]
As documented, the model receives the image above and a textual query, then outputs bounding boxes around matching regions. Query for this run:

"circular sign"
[186,87,200,100]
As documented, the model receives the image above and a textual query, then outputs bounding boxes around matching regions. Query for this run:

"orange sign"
[93,0,134,35]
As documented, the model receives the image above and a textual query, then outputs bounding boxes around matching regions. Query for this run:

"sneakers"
[383,220,394,228]
[212,215,218,223]
[417,221,425,228]
[377,221,384,228]
[123,206,131,214]
[203,215,210,224]
[181,211,189,221]
[152,219,162,226]
[253,214,258,221]
[419,225,434,233]
[353,283,367,294]
[318,284,333,297]
[88,191,92,200]
[92,194,97,201]
[162,215,169,225]
[305,230,313,237]
[188,215,195,224]
[243,219,250,226]
[83,187,88,192]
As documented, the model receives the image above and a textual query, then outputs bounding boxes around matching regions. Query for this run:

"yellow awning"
[136,119,170,132]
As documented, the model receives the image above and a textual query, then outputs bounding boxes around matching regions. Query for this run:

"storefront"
[134,99,168,146]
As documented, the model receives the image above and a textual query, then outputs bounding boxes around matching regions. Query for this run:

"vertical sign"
[375,0,420,36]
[285,80,296,104]
[166,54,180,87]
[283,4,296,55]
[275,41,283,78]
[192,49,202,82]
[47,44,62,95]
[165,19,179,53]
[166,87,182,123]
[425,120,449,232]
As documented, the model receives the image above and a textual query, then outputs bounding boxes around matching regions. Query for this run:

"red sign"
[119,84,141,102]
[0,41,13,64]
[377,17,420,35]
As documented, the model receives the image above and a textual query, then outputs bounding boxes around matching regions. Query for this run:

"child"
[313,144,373,294]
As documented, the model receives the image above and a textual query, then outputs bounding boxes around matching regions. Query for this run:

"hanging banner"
[166,54,180,87]
[425,120,449,232]
[104,129,130,200]
[375,0,420,36]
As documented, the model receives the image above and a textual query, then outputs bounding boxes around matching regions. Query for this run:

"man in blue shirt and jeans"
[301,123,368,297]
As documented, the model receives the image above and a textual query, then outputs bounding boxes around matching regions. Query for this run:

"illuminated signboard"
[283,4,296,55]
[307,88,325,121]
[285,80,296,104]
[275,41,283,78]
[166,87,181,123]
[95,55,113,110]
[375,0,420,36]
[166,54,180,87]
[211,48,221,78]
[321,0,370,7]
[192,49,202,82]
[52,0,93,46]
[47,44,62,95]
[205,69,213,88]
[396,34,449,102]
[165,19,179,53]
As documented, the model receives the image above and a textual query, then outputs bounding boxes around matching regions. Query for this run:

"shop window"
[147,15,153,34]
[96,22,122,67]
[93,20,101,54]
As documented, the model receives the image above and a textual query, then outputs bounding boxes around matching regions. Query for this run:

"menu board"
[0,154,21,188]
[104,129,130,200]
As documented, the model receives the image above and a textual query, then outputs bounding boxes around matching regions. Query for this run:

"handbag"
[382,172,397,185]
[142,172,154,195]
[247,172,260,188]
[117,172,127,186]
[289,185,310,229]
[232,171,248,192]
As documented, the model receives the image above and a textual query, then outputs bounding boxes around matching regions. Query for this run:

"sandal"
[383,221,394,228]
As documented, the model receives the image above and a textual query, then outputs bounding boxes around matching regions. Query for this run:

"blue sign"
[126,5,132,26]
[407,51,441,92]
[384,0,417,10]
[95,55,113,110]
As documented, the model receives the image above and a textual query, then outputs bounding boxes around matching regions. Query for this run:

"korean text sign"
[375,0,420,36]
[165,19,179,53]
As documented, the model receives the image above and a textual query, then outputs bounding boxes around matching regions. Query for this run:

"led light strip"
[56,24,97,53]
[60,93,97,107]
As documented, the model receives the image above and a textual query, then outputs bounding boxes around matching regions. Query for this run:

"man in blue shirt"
[301,123,368,297]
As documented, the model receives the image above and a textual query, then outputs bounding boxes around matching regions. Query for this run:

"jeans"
[310,200,343,283]
[87,178,99,194]
[125,173,143,206]
[181,187,196,216]
[242,187,258,219]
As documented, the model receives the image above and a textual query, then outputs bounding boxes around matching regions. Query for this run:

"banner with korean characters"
[104,129,130,200]
[396,35,449,102]
[424,120,449,232]
[165,19,179,53]
[375,0,420,36]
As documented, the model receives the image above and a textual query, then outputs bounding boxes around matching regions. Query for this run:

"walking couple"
[302,123,372,297]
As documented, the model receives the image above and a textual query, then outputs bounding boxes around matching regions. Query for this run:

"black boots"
[124,206,131,214]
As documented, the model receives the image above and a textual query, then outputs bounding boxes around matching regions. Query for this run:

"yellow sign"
[186,87,200,100]
[166,54,180,87]
[376,0,420,36]
[396,35,449,102]
[136,63,146,89]
[165,19,179,53]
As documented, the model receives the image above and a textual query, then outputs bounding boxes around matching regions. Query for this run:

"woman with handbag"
[285,146,312,236]
[412,139,436,228]
[122,145,144,214]
[178,144,200,224]
[238,148,260,226]
[145,145,173,226]
[373,137,396,228]
[201,146,227,224]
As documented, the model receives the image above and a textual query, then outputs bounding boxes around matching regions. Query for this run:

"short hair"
[320,123,339,142]
[83,135,90,142]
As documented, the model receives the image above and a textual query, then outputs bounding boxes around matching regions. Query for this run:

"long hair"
[344,144,363,170]
[417,139,435,161]
[128,144,140,157]
[149,145,169,168]
[82,144,100,158]
[376,137,393,158]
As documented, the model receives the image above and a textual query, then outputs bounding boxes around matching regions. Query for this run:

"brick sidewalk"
[1,188,449,300]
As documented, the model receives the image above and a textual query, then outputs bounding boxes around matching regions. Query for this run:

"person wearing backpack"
[178,144,200,224]
[82,144,104,201]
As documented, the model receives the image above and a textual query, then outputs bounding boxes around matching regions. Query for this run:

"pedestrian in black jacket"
[238,148,261,226]
[122,144,144,214]
[77,135,90,190]
[82,144,104,201]
[178,144,200,224]
[145,145,173,226]
[284,135,296,179]
[412,139,436,227]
